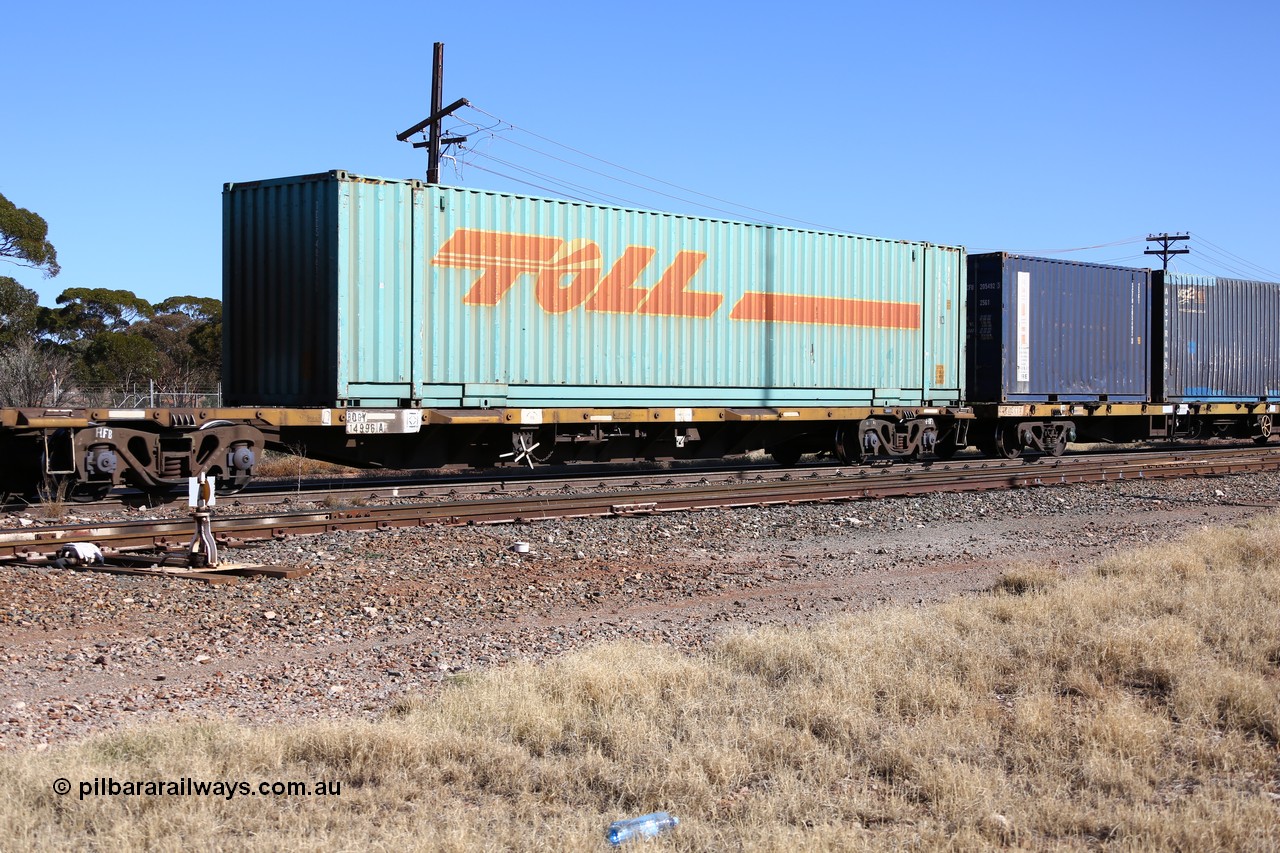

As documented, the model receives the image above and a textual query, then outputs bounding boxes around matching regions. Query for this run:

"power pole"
[427,43,444,184]
[396,42,469,185]
[1144,233,1190,272]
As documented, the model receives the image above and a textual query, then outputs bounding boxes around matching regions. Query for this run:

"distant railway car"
[1154,272,1280,402]
[967,254,1151,403]
[222,171,970,468]
[1152,271,1280,441]
[965,255,1277,457]
[965,253,1151,455]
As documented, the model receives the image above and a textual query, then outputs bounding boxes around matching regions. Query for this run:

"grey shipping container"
[1155,272,1280,402]
[223,171,966,409]
[966,254,1150,403]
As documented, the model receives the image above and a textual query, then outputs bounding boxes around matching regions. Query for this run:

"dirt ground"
[1,469,1276,750]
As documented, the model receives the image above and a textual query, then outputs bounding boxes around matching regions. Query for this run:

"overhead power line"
[463,162,595,202]
[466,149,649,208]
[458,104,851,232]
[970,236,1146,255]
[1191,233,1280,280]
[1186,244,1270,280]
[452,115,798,223]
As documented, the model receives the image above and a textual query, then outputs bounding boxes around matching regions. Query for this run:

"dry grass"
[34,477,68,521]
[252,449,354,479]
[5,517,1280,851]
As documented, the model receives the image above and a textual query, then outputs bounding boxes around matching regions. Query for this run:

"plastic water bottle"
[606,811,679,846]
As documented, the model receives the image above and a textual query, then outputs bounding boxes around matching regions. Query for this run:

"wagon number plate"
[345,409,423,435]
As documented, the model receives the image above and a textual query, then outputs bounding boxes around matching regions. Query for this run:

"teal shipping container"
[223,171,965,409]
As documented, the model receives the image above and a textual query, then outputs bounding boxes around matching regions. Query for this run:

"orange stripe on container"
[729,292,921,329]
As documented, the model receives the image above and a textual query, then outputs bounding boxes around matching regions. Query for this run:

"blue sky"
[3,0,1277,308]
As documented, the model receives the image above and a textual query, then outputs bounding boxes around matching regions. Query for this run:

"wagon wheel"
[217,473,252,496]
[128,486,176,509]
[769,444,804,467]
[1255,414,1274,445]
[218,440,257,495]
[67,480,112,503]
[0,467,41,506]
[991,425,1022,460]
[212,461,254,496]
[832,425,861,465]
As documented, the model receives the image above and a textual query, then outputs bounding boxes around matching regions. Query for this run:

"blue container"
[223,172,966,409]
[1156,272,1280,402]
[966,253,1151,403]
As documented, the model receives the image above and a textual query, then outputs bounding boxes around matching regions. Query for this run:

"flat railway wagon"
[966,253,1279,457]
[0,171,970,499]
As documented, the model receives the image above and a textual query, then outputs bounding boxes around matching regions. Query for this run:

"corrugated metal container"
[966,253,1150,402]
[224,171,966,408]
[1156,272,1280,402]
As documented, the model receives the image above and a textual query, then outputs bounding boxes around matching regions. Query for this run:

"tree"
[174,296,223,387]
[0,192,60,277]
[0,276,39,348]
[38,287,154,346]
[0,338,72,407]
[134,310,200,389]
[80,331,160,387]
[155,295,221,324]
[136,296,223,390]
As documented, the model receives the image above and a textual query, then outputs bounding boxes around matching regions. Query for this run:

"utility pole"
[396,42,469,184]
[1144,233,1190,272]
[427,43,444,184]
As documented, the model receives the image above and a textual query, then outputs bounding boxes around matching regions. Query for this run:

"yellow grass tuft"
[252,449,353,479]
[991,563,1062,596]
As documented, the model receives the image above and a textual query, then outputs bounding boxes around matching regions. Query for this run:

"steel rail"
[2,448,1278,562]
[16,441,1269,513]
[221,445,1257,506]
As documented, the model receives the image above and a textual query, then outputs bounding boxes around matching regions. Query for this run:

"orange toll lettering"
[535,239,603,314]
[729,292,921,330]
[636,251,720,318]
[431,227,920,329]
[584,246,657,314]
[432,229,564,306]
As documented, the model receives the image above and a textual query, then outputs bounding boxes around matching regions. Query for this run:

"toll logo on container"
[432,228,920,330]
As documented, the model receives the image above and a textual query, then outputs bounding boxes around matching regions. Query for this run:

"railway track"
[2,446,1277,576]
[4,440,1262,513]
[23,458,796,511]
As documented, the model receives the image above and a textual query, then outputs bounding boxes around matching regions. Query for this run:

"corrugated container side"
[966,254,1150,402]
[225,172,966,408]
[334,177,417,401]
[425,185,964,406]
[223,174,340,406]
[1158,272,1280,402]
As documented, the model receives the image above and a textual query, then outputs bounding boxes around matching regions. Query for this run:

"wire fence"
[49,382,223,409]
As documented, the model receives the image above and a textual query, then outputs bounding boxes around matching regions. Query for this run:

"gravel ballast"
[2,470,1277,749]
